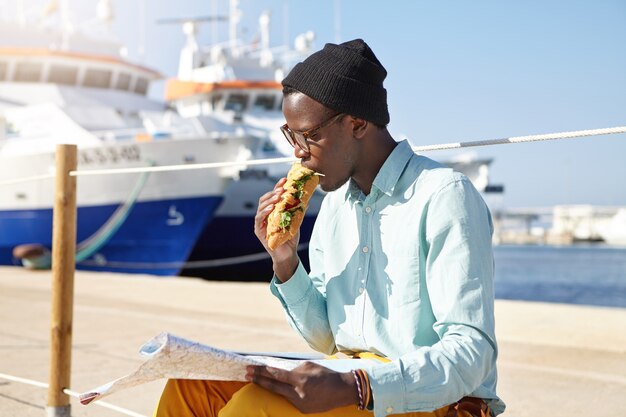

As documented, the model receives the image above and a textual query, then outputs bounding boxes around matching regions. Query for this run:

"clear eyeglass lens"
[294,133,309,152]
[281,125,309,152]
[281,127,295,147]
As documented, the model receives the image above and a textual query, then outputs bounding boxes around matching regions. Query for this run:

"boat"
[597,208,626,246]
[0,1,260,275]
[1,1,503,279]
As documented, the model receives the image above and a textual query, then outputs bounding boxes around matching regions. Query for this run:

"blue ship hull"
[0,196,222,276]
[182,214,316,281]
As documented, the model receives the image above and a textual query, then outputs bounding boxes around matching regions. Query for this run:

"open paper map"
[79,332,379,406]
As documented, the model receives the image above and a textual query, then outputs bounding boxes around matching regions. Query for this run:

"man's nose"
[294,146,309,159]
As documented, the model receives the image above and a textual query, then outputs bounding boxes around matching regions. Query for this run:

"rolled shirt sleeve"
[270,260,337,354]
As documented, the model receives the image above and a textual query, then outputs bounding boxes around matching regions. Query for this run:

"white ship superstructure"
[0,2,257,275]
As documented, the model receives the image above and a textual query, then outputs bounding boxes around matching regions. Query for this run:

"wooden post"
[47,144,77,417]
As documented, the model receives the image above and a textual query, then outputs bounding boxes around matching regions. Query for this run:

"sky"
[16,0,626,208]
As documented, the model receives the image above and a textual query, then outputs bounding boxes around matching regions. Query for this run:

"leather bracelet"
[361,369,372,409]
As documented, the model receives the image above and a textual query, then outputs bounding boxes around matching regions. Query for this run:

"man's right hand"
[254,178,300,282]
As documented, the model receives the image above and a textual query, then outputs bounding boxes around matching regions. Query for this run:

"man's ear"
[350,117,368,139]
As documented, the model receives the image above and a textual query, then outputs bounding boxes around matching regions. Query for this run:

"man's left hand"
[246,361,358,413]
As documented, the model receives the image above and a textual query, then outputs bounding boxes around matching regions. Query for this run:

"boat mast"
[229,0,241,58]
[282,0,290,49]
[211,0,218,45]
[178,21,200,80]
[59,0,71,51]
[334,0,341,43]
[138,0,146,62]
[259,11,273,67]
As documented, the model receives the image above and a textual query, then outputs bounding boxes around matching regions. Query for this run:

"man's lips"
[300,161,324,176]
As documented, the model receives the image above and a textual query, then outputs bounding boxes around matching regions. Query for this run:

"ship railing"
[89,128,253,142]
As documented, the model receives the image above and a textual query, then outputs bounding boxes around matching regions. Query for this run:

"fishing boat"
[0,1,260,275]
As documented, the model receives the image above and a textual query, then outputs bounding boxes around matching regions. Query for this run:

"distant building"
[550,205,618,242]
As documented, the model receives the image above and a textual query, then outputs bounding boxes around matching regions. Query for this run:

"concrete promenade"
[1,266,625,417]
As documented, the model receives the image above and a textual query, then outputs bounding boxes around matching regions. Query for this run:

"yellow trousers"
[152,350,490,416]
[152,379,491,417]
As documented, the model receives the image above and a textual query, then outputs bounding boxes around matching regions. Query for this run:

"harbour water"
[494,244,626,308]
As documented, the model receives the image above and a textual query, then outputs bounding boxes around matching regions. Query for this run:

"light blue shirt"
[270,140,505,416]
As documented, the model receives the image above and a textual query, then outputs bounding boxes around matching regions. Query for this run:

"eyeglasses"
[280,113,345,153]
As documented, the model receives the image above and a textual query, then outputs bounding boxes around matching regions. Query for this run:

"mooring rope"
[0,125,624,185]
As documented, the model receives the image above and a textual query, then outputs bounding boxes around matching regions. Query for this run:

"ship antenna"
[138,0,146,62]
[229,0,242,57]
[334,0,341,43]
[16,0,26,26]
[59,0,72,50]
[157,16,228,79]
[211,0,218,46]
[283,0,290,49]
[259,10,273,67]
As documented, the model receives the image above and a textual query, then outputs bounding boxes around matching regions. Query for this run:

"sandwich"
[266,162,319,250]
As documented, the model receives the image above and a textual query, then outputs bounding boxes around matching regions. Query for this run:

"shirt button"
[362,246,369,253]
[359,287,364,294]
[386,406,394,413]
[365,206,372,213]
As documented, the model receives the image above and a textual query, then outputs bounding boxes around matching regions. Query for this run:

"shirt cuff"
[269,260,313,306]
[368,361,407,417]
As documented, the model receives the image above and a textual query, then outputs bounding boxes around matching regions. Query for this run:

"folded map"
[79,332,379,405]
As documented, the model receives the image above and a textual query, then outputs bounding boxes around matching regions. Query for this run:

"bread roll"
[266,163,319,250]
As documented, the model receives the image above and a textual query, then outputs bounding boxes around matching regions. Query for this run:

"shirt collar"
[345,139,414,202]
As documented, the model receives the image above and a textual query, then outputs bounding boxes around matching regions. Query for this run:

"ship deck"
[1,266,625,417]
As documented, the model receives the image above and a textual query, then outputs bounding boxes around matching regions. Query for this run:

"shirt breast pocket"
[382,255,421,305]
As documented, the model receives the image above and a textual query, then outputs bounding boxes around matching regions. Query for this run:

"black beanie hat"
[282,38,390,126]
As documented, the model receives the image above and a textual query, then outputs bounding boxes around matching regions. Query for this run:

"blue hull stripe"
[182,215,316,280]
[0,196,222,276]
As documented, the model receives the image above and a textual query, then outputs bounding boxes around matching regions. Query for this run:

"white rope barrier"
[62,125,626,176]
[0,125,624,185]
[0,372,147,417]
[69,155,298,177]
[411,125,626,152]
[0,173,55,186]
